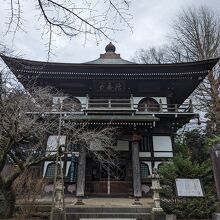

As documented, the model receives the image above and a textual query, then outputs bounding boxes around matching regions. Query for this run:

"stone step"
[31,205,151,213]
[66,212,151,220]
[65,206,152,213]
[80,219,136,220]
[32,211,151,220]
[31,207,152,220]
[30,203,152,220]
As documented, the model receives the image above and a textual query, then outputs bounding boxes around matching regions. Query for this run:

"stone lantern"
[150,168,165,220]
[151,168,163,211]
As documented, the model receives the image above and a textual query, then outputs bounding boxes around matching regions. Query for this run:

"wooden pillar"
[76,145,86,198]
[132,134,142,198]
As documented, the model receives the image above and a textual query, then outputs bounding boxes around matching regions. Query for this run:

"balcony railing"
[84,98,193,113]
[87,99,132,109]
[52,97,194,114]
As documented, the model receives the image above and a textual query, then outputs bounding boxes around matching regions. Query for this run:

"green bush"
[159,154,217,218]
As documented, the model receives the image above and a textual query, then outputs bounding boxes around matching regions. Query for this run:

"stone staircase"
[29,204,152,220]
[30,205,152,220]
[25,197,153,220]
[65,206,152,220]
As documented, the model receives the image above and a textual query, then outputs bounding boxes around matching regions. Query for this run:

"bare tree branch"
[133,6,220,134]
[2,0,132,60]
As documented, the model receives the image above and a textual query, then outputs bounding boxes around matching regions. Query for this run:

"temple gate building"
[1,43,219,199]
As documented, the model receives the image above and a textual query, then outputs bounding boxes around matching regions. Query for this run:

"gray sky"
[1,0,220,63]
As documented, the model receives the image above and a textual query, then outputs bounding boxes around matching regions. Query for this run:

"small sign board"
[175,178,204,197]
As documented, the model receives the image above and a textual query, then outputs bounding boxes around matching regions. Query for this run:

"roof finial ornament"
[105,42,116,53]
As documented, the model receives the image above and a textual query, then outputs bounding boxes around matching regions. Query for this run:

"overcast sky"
[1,0,220,63]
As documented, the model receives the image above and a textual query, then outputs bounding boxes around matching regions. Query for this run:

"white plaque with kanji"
[175,178,204,197]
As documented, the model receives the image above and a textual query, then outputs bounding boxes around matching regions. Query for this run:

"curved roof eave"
[1,54,219,68]
[0,55,219,76]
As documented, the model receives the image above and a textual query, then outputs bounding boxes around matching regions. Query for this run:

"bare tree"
[132,44,187,64]
[13,170,46,219]
[133,6,220,134]
[171,6,220,61]
[0,73,116,218]
[2,0,132,59]
[65,124,117,166]
[0,79,58,218]
[171,6,220,134]
[133,46,170,64]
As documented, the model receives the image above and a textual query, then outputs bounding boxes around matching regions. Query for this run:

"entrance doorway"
[85,158,132,196]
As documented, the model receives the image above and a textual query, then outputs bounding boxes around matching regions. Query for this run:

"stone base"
[152,207,164,212]
[166,214,177,220]
[151,210,166,220]
[132,198,142,205]
[75,197,85,205]
[213,213,220,220]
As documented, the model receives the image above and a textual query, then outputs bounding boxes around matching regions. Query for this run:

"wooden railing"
[88,98,132,109]
[85,98,193,113]
[51,96,194,114]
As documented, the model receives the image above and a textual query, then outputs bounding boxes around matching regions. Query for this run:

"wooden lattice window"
[45,162,61,178]
[67,161,78,182]
[140,162,150,179]
[139,136,151,152]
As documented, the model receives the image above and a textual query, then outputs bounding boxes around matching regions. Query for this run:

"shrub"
[160,154,217,219]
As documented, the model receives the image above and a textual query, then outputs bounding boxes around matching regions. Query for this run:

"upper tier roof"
[0,43,219,104]
[1,54,218,76]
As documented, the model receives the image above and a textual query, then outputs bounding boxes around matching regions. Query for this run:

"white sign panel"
[175,178,204,197]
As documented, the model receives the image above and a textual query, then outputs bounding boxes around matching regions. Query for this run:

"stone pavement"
[38,196,154,208]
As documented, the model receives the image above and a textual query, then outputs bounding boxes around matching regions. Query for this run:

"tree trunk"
[0,184,16,218]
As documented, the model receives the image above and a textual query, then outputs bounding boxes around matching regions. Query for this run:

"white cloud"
[1,0,220,62]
